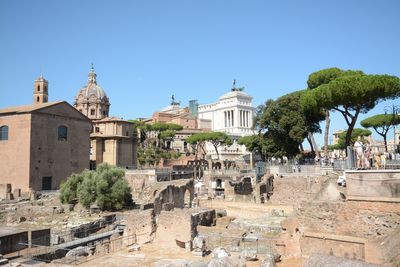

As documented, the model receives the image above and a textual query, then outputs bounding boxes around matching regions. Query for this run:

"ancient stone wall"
[300,232,366,261]
[125,170,156,200]
[122,210,155,245]
[154,208,216,249]
[346,170,400,201]
[155,209,192,248]
[0,184,12,200]
[153,180,193,214]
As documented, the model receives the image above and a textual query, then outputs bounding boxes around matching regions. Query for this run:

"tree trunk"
[324,110,330,157]
[213,143,220,160]
[308,132,318,156]
[194,144,198,160]
[344,109,360,153]
[384,135,388,152]
[306,135,314,153]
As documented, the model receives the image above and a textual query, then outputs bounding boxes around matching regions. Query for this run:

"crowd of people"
[354,136,397,170]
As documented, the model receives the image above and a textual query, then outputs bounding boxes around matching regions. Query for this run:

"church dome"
[74,65,110,120]
[75,67,109,102]
[76,82,107,100]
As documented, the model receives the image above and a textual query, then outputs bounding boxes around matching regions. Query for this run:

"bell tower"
[33,75,48,104]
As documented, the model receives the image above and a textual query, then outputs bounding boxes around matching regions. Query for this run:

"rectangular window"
[58,126,68,141]
[0,126,9,141]
[90,109,95,116]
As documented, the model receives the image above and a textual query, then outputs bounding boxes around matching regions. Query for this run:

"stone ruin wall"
[154,208,216,250]
[300,232,366,261]
[152,180,194,215]
[122,209,156,245]
[346,170,400,200]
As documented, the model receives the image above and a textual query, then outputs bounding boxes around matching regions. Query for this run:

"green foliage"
[186,131,232,159]
[361,114,400,128]
[332,128,372,150]
[186,132,232,145]
[305,68,364,154]
[150,122,183,132]
[59,172,84,204]
[76,171,97,208]
[238,134,272,160]
[256,90,324,158]
[302,70,400,149]
[238,135,263,152]
[110,179,132,210]
[137,147,180,166]
[159,130,176,140]
[361,114,400,150]
[302,74,400,114]
[129,120,184,166]
[186,132,207,144]
[307,68,363,89]
[60,164,132,211]
[128,119,150,144]
[137,148,161,166]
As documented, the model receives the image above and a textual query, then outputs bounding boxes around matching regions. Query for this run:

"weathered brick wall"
[0,114,32,192]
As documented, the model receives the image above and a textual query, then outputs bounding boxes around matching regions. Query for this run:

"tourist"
[374,153,381,169]
[381,152,387,169]
[363,141,371,169]
[354,136,364,169]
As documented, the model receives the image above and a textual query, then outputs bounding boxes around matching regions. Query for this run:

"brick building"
[0,80,92,193]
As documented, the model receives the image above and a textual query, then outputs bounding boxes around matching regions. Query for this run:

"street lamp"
[384,104,400,151]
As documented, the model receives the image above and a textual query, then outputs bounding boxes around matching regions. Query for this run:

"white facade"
[197,88,256,161]
[198,89,255,136]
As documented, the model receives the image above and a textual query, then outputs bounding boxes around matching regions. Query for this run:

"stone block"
[127,244,141,252]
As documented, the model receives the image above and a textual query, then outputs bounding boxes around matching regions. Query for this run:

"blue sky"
[1,0,399,147]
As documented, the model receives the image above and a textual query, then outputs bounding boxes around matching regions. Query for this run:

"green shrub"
[60,164,132,211]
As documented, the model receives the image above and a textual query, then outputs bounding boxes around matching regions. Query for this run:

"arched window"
[0,126,8,140]
[37,85,40,91]
[36,96,40,102]
[58,125,68,141]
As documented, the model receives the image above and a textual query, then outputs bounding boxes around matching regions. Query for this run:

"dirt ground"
[51,242,305,267]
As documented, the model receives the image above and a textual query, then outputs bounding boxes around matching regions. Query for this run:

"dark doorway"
[42,176,52,190]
